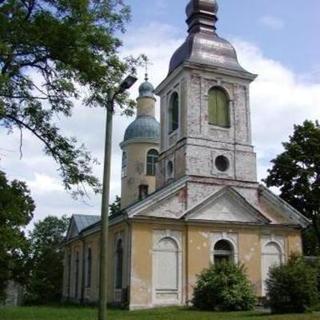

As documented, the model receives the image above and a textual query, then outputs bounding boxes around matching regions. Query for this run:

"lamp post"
[98,75,137,320]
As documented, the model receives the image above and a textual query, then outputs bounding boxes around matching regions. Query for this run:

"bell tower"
[155,0,257,189]
[120,76,160,209]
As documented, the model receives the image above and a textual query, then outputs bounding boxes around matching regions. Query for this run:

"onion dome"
[138,74,155,100]
[169,0,251,76]
[122,77,160,145]
[123,116,160,143]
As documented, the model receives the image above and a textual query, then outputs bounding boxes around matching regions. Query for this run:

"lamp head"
[119,75,138,93]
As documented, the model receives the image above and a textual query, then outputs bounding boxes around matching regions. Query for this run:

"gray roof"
[73,214,100,233]
[124,116,160,143]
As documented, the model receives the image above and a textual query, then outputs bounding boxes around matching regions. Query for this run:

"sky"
[1,0,320,226]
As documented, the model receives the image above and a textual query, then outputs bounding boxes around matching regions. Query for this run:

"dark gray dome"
[124,116,160,142]
[169,33,246,74]
[168,0,252,76]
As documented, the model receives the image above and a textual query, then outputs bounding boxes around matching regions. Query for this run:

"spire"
[186,0,219,34]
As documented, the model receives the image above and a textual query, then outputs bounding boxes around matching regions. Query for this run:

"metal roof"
[73,214,100,233]
[169,0,250,75]
[123,116,160,143]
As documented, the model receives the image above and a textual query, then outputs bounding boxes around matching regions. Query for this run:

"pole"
[98,101,113,320]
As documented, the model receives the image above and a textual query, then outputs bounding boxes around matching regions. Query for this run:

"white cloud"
[1,21,319,227]
[259,16,285,30]
[27,173,63,193]
[233,39,320,179]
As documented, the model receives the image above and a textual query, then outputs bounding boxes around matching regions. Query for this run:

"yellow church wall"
[238,230,262,295]
[129,221,304,307]
[185,225,262,300]
[129,222,153,308]
[62,221,129,304]
[185,226,210,303]
[287,231,303,256]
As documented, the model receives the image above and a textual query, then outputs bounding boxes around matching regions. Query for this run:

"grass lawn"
[1,306,320,320]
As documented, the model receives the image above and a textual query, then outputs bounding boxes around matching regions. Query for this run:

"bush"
[192,262,256,311]
[266,255,319,313]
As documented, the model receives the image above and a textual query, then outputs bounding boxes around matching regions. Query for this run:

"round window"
[167,160,173,177]
[215,156,229,172]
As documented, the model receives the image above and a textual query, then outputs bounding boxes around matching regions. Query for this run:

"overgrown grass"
[1,306,320,320]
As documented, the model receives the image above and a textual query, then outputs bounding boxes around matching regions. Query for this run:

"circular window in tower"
[167,160,174,177]
[215,155,229,172]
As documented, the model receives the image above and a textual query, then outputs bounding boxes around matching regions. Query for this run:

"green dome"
[138,78,155,99]
[123,116,160,142]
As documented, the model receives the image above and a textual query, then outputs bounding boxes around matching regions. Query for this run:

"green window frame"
[208,87,230,128]
[169,92,179,133]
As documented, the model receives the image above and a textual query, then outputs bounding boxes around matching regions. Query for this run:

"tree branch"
[3,114,64,169]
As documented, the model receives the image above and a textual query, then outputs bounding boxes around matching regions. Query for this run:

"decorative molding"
[152,230,182,306]
[209,231,239,263]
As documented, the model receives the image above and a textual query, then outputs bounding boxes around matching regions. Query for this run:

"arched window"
[75,251,79,298]
[262,242,282,296]
[169,92,179,133]
[155,237,179,292]
[115,239,123,289]
[214,240,234,264]
[67,253,71,298]
[146,149,159,176]
[121,151,127,178]
[208,87,230,127]
[87,248,92,288]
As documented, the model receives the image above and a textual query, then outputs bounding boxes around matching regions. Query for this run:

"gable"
[66,219,79,240]
[135,189,186,219]
[66,215,100,241]
[127,176,188,219]
[184,187,270,224]
[258,186,310,228]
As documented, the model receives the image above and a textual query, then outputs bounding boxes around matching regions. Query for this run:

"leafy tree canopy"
[25,215,69,304]
[265,120,320,254]
[0,170,35,301]
[0,0,141,197]
[109,195,121,217]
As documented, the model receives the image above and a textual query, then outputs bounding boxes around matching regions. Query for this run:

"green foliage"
[25,215,69,304]
[265,120,320,254]
[0,0,142,197]
[110,195,121,217]
[192,262,256,311]
[0,170,34,302]
[3,306,320,320]
[266,255,319,314]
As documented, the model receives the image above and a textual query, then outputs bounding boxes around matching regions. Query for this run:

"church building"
[62,0,309,309]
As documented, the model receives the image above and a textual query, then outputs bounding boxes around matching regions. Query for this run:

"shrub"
[192,261,256,311]
[266,255,319,313]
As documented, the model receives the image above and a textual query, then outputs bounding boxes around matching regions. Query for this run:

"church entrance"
[261,242,282,296]
[152,236,181,306]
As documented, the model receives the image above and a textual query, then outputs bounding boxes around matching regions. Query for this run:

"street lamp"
[98,75,137,320]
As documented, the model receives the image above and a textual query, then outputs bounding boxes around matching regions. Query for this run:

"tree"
[265,120,320,254]
[25,215,69,304]
[0,0,140,197]
[192,262,256,311]
[109,195,121,217]
[266,255,318,313]
[0,170,35,302]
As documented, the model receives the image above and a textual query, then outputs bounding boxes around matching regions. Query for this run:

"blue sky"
[1,0,320,224]
[127,0,320,78]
